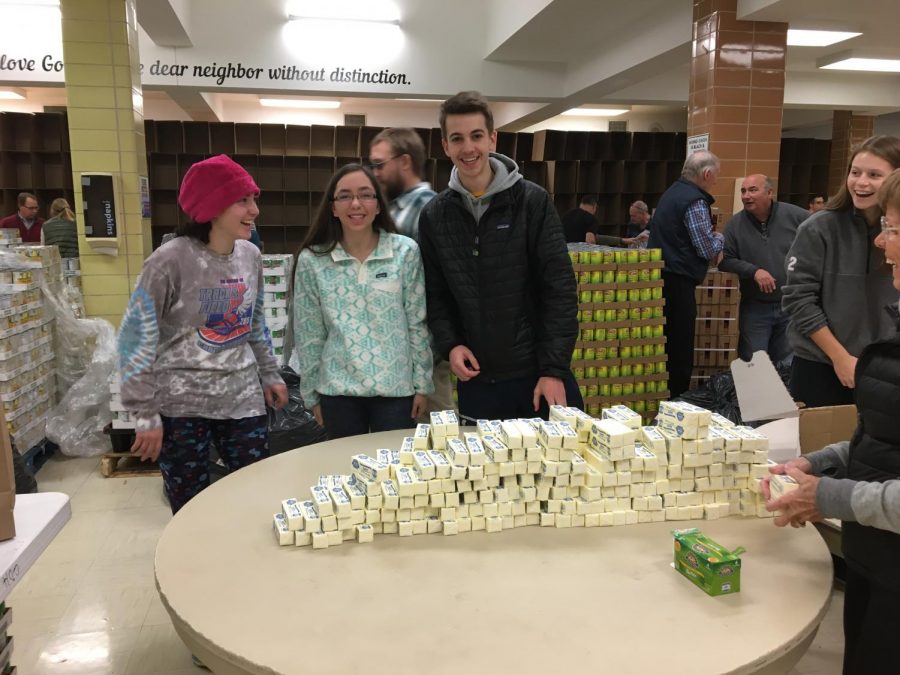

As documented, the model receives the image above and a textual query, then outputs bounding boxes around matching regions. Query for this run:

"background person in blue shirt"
[647,151,724,398]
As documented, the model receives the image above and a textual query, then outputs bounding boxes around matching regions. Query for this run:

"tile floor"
[8,453,845,674]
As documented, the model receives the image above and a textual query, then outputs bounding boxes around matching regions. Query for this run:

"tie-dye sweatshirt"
[117,236,283,432]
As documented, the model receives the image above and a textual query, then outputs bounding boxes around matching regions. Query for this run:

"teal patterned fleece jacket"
[293,231,433,408]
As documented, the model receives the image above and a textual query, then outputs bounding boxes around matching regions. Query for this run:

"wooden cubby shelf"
[0,113,826,254]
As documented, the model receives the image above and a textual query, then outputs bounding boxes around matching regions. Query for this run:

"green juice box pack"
[672,528,745,596]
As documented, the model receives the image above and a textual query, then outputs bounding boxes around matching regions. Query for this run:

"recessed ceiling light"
[0,88,25,100]
[562,108,629,117]
[787,29,861,47]
[0,0,59,6]
[285,0,401,26]
[259,99,341,109]
[818,54,900,72]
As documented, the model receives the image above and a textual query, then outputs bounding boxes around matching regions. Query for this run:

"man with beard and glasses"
[369,127,437,241]
[369,127,452,418]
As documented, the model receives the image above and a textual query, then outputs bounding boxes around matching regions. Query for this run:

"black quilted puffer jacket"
[418,171,577,382]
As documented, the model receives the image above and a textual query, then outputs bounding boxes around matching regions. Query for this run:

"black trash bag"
[267,366,328,454]
[677,369,743,425]
[12,446,37,494]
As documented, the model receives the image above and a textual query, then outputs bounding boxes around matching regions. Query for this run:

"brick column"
[60,0,151,326]
[689,0,787,225]
[828,111,875,198]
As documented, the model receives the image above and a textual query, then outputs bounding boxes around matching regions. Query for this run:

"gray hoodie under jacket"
[781,207,897,363]
[448,153,522,223]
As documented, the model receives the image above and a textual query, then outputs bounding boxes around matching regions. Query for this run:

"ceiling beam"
[136,0,192,48]
[165,89,221,121]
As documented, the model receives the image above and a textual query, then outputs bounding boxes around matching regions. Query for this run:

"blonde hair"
[878,168,900,214]
[49,198,75,221]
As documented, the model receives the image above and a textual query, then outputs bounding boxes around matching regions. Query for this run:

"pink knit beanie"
[178,155,259,223]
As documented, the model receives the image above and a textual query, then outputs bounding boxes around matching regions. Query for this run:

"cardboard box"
[693,349,717,367]
[799,405,858,454]
[719,287,740,305]
[694,335,715,350]
[696,318,716,336]
[0,406,16,541]
[710,305,737,321]
[672,528,744,596]
[716,349,737,367]
[731,351,799,422]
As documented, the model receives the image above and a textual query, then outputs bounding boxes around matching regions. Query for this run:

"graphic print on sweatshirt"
[197,277,253,352]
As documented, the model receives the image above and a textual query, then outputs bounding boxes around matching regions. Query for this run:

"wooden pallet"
[100,452,160,478]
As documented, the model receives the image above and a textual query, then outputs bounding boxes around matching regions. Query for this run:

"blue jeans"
[739,300,792,365]
[319,395,415,439]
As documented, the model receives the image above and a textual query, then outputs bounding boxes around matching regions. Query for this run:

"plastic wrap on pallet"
[40,273,117,457]
[43,315,116,456]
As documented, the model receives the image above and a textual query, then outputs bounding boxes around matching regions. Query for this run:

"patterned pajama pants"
[159,415,269,514]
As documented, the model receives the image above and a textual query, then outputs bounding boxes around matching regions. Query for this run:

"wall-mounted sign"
[82,174,119,239]
[687,133,709,156]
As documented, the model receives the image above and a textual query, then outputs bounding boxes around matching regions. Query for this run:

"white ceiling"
[2,0,899,133]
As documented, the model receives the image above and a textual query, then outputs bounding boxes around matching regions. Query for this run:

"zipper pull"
[473,234,479,257]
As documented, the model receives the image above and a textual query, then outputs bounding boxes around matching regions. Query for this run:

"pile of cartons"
[692,270,741,389]
[108,373,132,430]
[0,230,21,250]
[62,258,85,318]
[271,402,776,550]
[14,245,63,298]
[0,253,56,453]
[262,254,293,366]
[568,244,669,423]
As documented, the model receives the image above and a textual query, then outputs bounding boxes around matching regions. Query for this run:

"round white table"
[155,431,834,675]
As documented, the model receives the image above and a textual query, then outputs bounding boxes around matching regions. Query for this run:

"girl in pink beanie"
[116,154,287,514]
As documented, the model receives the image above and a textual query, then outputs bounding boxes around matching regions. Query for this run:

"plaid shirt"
[684,199,724,260]
[389,182,436,240]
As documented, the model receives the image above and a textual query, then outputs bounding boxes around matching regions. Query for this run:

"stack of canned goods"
[567,244,669,421]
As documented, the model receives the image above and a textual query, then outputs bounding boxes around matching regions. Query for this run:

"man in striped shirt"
[369,128,453,418]
[369,128,437,240]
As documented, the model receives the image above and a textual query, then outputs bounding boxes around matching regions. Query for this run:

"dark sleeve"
[594,234,624,246]
[527,188,578,378]
[782,222,829,337]
[718,216,758,279]
[418,203,464,359]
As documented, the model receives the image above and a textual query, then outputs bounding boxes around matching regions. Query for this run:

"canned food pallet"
[569,244,670,414]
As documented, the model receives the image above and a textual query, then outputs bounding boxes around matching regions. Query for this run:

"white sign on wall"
[687,133,709,155]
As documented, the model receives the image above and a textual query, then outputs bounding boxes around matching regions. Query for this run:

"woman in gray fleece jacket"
[782,135,900,407]
[765,168,900,675]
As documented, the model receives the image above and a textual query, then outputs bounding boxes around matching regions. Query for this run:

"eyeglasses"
[366,155,402,172]
[333,191,378,205]
[880,216,900,238]
[23,205,38,211]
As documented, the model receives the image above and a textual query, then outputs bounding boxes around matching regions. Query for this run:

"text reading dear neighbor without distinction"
[143,60,412,86]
